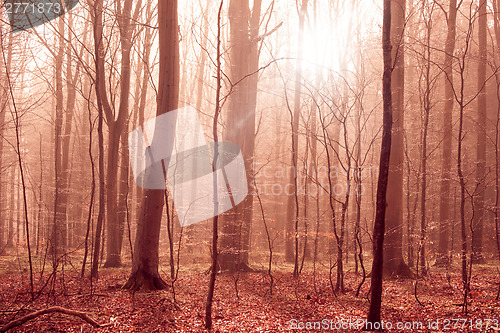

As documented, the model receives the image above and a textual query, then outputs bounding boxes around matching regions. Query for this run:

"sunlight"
[301,0,378,76]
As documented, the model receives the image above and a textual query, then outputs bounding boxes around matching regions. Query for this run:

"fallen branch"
[0,306,109,332]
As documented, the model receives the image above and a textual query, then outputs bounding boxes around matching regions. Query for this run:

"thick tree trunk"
[123,0,178,290]
[219,0,250,272]
[104,125,122,267]
[241,0,262,266]
[383,0,413,278]
[436,0,458,268]
[219,0,262,272]
[123,189,169,290]
[104,0,136,268]
[366,0,392,324]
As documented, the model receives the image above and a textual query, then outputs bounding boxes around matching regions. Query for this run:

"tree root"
[218,260,256,273]
[0,306,109,332]
[367,259,416,279]
[123,269,169,290]
[384,260,415,279]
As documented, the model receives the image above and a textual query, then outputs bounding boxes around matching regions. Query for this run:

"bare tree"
[0,29,12,255]
[285,0,307,273]
[104,0,141,268]
[218,0,263,272]
[436,0,460,268]
[53,10,67,261]
[384,0,413,277]
[493,0,500,300]
[367,0,393,324]
[123,0,178,290]
[414,0,438,276]
[90,0,109,279]
[205,1,224,329]
[471,0,487,264]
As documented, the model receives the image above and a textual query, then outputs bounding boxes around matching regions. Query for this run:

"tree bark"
[383,0,412,278]
[90,0,108,279]
[104,0,138,268]
[286,0,307,266]
[472,0,487,264]
[436,0,458,268]
[130,0,153,232]
[123,0,178,290]
[52,12,66,260]
[7,166,14,248]
[61,12,80,249]
[218,0,262,272]
[185,0,212,257]
[0,32,12,255]
[419,12,432,275]
[205,5,223,328]
[366,0,392,324]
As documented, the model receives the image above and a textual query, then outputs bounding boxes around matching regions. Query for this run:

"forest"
[0,0,500,331]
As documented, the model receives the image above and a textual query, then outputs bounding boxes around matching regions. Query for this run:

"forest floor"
[0,257,499,332]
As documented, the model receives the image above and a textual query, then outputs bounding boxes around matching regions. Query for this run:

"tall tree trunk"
[436,0,458,268]
[104,0,138,267]
[16,171,20,245]
[90,0,108,279]
[286,0,307,266]
[241,0,262,266]
[366,0,392,324]
[185,0,212,257]
[7,166,14,248]
[457,67,469,315]
[53,13,66,260]
[62,12,80,249]
[36,137,43,255]
[419,10,432,275]
[123,0,178,290]
[219,0,262,272]
[205,4,223,328]
[130,0,153,230]
[383,0,412,277]
[493,0,500,300]
[0,31,12,254]
[472,0,487,263]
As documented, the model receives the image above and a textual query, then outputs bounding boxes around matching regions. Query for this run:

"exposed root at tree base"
[384,260,415,279]
[102,261,122,268]
[219,261,256,273]
[367,260,416,279]
[122,270,169,290]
